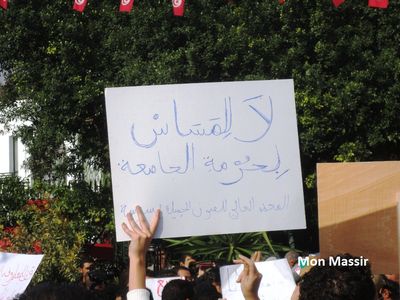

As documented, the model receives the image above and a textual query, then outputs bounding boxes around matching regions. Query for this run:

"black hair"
[299,254,375,300]
[179,254,192,264]
[380,277,400,300]
[14,282,97,300]
[193,281,221,300]
[202,267,221,285]
[161,279,194,300]
[79,256,94,268]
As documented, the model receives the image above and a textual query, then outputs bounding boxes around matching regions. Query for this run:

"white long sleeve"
[126,289,150,300]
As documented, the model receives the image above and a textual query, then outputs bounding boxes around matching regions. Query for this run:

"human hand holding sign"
[234,254,262,300]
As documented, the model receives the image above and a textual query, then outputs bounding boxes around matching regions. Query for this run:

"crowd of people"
[14,206,399,300]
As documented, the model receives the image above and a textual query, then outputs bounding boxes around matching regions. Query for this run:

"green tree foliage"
[165,232,293,263]
[298,2,400,168]
[0,0,400,258]
[1,0,399,177]
[0,175,32,225]
[1,198,84,283]
[0,177,113,282]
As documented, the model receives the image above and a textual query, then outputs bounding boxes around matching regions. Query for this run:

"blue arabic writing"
[118,143,195,176]
[119,144,289,185]
[120,195,289,221]
[234,95,273,143]
[174,97,233,138]
[129,95,273,149]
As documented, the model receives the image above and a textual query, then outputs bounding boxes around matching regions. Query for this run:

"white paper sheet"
[0,252,44,300]
[105,80,306,240]
[145,276,180,300]
[220,259,296,300]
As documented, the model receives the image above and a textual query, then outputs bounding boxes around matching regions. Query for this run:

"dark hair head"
[175,266,194,281]
[298,254,375,300]
[79,256,94,268]
[380,276,400,300]
[14,282,96,300]
[179,254,192,264]
[193,281,221,300]
[161,279,194,300]
[202,267,221,285]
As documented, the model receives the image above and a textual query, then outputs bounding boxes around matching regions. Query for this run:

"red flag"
[119,0,134,12]
[73,0,87,12]
[0,0,7,10]
[278,0,285,4]
[172,0,185,17]
[368,0,388,8]
[332,0,344,7]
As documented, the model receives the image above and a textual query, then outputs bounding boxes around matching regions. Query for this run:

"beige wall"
[317,162,399,274]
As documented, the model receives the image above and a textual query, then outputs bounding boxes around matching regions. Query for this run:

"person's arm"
[233,255,263,300]
[126,289,151,300]
[122,206,160,299]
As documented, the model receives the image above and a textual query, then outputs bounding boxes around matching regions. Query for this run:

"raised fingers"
[238,254,253,267]
[126,211,147,238]
[239,254,261,278]
[122,222,134,238]
[136,206,151,237]
[251,251,262,262]
[122,206,161,239]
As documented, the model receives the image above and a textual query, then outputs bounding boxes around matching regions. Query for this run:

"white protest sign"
[105,80,306,241]
[0,253,44,300]
[220,259,296,300]
[145,276,180,300]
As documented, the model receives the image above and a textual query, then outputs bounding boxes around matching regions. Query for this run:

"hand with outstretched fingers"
[122,205,160,290]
